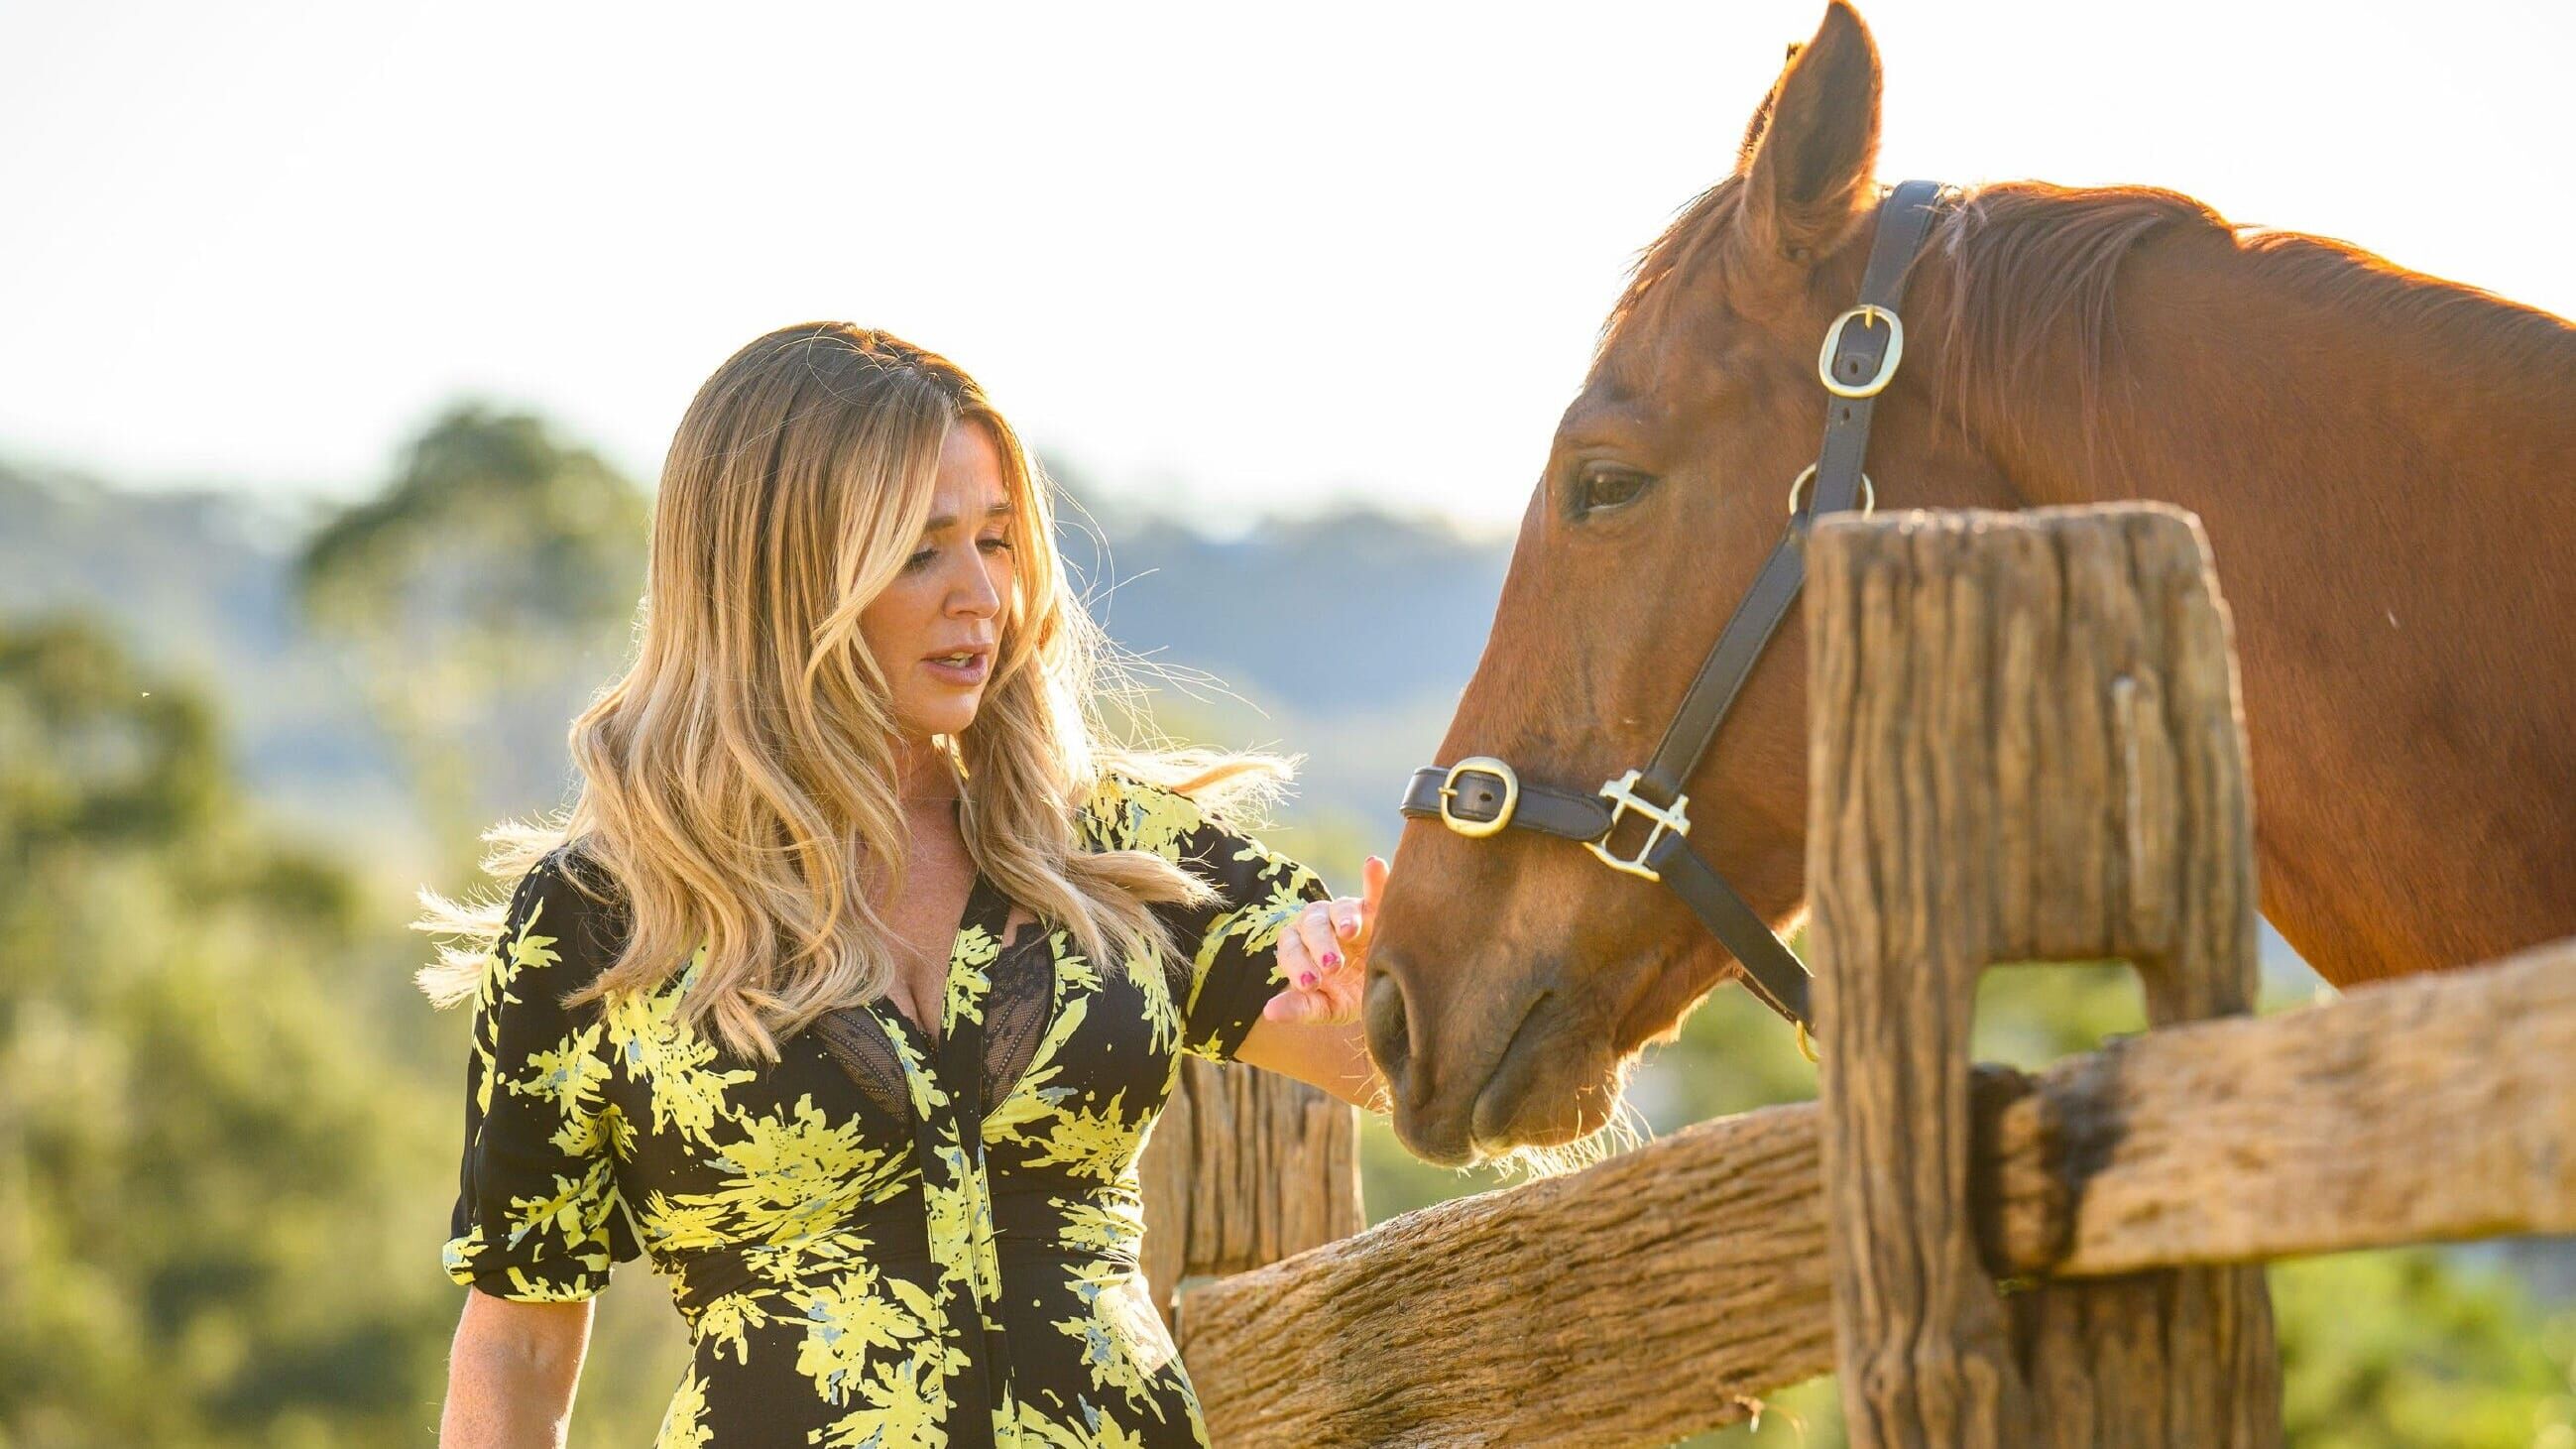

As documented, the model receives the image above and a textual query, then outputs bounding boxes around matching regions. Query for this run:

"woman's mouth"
[922,648,990,686]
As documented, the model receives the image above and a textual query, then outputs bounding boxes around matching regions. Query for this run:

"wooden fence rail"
[1154,505,2576,1447]
[1139,1057,1361,1327]
[1176,936,2576,1445]
[1811,506,2279,1446]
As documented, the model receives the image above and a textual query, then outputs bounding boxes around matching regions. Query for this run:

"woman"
[420,323,1384,1447]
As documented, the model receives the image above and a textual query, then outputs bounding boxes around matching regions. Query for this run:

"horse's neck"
[1973,233,2576,988]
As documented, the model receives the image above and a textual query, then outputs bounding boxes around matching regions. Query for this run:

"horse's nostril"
[1363,967,1411,1085]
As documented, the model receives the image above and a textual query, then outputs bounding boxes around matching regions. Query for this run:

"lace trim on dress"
[980,917,1054,1110]
[811,873,1056,1127]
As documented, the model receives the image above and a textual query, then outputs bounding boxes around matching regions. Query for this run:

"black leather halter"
[1400,179,1950,1043]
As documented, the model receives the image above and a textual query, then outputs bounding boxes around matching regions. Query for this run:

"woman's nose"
[950,561,1002,616]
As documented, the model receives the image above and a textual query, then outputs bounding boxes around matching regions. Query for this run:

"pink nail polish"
[1298,971,1317,989]
[1321,952,1341,970]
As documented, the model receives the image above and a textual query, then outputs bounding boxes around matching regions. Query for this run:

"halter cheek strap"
[1400,179,1951,1039]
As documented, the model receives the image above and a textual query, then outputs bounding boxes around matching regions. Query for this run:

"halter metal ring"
[1816,303,1905,399]
[1788,463,1876,519]
[1437,757,1519,839]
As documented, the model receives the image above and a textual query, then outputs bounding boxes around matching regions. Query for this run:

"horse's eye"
[1576,463,1654,515]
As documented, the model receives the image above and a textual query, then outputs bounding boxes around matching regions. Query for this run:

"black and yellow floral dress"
[441,771,1329,1447]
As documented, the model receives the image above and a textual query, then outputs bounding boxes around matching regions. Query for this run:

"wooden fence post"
[1807,505,2281,1448]
[1140,1057,1361,1332]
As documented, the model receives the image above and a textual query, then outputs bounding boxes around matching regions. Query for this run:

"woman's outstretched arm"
[1234,854,1389,1112]
[1235,1013,1383,1111]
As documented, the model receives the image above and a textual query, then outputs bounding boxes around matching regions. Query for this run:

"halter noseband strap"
[1399,179,1951,1037]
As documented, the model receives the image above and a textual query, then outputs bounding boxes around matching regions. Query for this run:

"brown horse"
[1363,0,2576,1166]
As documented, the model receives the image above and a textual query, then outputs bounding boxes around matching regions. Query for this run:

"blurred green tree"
[2275,1248,2576,1448]
[292,404,647,855]
[0,616,451,1446]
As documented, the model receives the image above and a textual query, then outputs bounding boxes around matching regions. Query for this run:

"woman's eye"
[980,536,1014,554]
[1576,464,1653,514]
[903,547,936,571]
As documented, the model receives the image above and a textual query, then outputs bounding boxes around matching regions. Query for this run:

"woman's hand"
[1263,855,1388,1026]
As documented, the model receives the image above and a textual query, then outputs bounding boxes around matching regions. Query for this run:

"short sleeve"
[440,851,640,1301]
[1086,772,1333,1063]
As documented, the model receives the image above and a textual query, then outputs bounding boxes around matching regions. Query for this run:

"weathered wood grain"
[1140,1056,1361,1327]
[1807,506,2277,1447]
[1991,937,2576,1275]
[1178,1102,1834,1447]
[1174,936,2576,1445]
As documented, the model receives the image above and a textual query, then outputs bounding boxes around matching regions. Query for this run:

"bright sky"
[6,0,2568,537]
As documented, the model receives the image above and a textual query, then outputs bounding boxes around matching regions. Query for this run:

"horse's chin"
[1392,993,1632,1167]
[1469,1066,1626,1162]
[1393,1078,1620,1169]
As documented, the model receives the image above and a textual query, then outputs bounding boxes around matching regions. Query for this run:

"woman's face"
[858,420,1016,747]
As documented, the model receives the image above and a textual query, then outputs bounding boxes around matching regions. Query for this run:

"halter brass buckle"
[1437,757,1519,838]
[1584,769,1691,882]
[1816,303,1905,399]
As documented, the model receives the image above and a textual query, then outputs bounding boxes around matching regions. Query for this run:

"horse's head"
[1365,1,2018,1164]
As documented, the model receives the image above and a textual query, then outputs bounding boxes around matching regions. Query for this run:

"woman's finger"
[1330,896,1363,943]
[1277,930,1316,992]
[1295,905,1345,983]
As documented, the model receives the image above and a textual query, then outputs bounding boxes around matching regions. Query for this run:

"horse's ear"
[1735,2,1882,272]
[1737,42,1803,164]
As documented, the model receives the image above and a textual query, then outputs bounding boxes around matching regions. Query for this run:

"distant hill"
[1056,498,1512,715]
[0,455,1512,874]
[0,461,425,854]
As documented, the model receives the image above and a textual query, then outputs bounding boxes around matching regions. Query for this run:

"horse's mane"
[1598,178,1750,361]
[1933,181,2576,458]
[2231,221,2576,375]
[1928,182,2222,464]
[1603,176,2576,454]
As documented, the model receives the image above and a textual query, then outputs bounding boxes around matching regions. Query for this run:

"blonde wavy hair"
[415,321,1287,1063]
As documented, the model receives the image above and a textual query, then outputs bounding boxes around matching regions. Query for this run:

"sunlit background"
[7,2,2574,1444]
[12,0,2576,534]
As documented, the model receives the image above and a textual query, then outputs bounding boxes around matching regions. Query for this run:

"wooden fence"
[1139,504,2576,1447]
